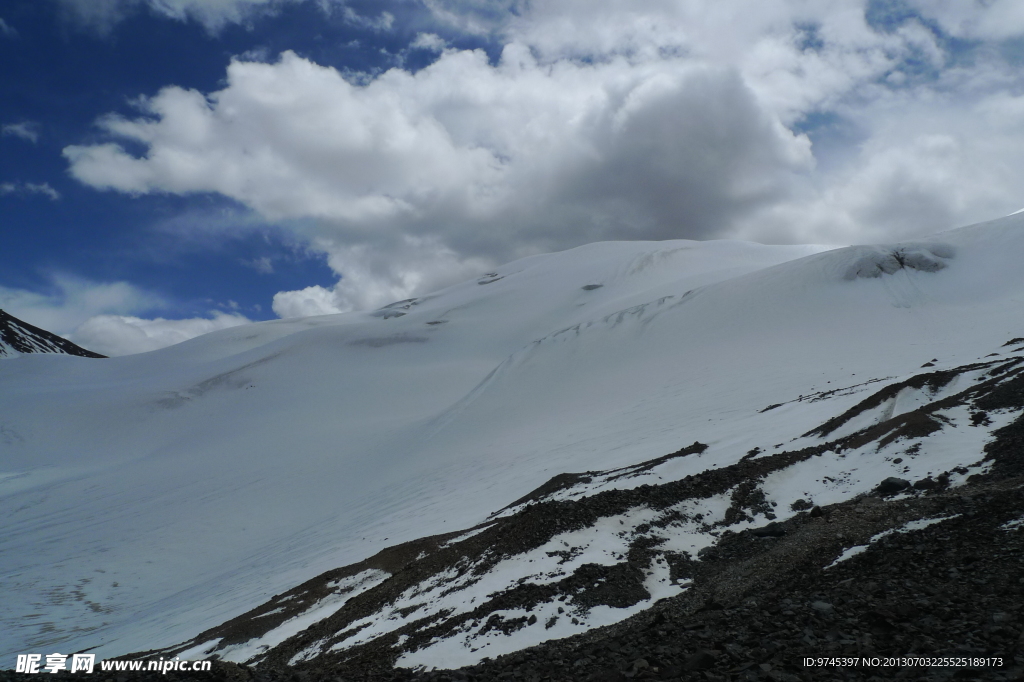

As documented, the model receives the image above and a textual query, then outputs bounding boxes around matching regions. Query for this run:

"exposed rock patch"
[0,308,106,358]
[841,243,955,281]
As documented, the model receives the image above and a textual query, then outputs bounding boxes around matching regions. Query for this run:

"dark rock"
[913,477,938,490]
[751,522,786,538]
[586,671,625,682]
[683,650,716,671]
[810,601,834,614]
[875,477,910,495]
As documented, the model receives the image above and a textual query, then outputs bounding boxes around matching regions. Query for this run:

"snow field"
[2,217,1024,662]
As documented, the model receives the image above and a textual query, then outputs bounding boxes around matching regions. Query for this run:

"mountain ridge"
[0,309,106,359]
[2,217,1024,678]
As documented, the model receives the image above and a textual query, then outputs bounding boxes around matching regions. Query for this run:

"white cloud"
[69,311,252,356]
[410,32,447,51]
[0,181,60,200]
[0,276,253,356]
[0,17,16,38]
[906,0,1024,41]
[54,0,302,33]
[54,0,388,34]
[272,236,494,316]
[0,275,163,336]
[61,0,1024,315]
[419,0,517,37]
[2,122,39,143]
[272,285,342,318]
[64,47,812,307]
[341,6,394,32]
[242,256,275,274]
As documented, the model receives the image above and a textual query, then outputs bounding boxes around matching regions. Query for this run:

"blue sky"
[3,0,1024,355]
[0,0,495,350]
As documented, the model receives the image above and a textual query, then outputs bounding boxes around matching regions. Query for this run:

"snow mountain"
[0,309,105,359]
[2,216,1024,676]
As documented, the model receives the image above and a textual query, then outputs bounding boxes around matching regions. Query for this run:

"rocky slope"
[120,338,1024,681]
[8,352,1022,681]
[0,309,105,358]
[4,216,1024,672]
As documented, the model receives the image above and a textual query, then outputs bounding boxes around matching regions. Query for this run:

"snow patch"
[825,515,961,569]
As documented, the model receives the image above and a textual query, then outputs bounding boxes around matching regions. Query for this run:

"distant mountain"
[0,308,106,358]
[2,215,1024,678]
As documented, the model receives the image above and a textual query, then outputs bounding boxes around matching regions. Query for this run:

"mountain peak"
[0,309,106,359]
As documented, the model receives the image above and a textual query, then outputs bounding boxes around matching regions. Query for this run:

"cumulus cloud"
[69,311,252,356]
[272,236,494,316]
[271,285,341,318]
[0,276,253,356]
[0,182,60,200]
[728,65,1024,244]
[62,0,1024,314]
[64,46,812,308]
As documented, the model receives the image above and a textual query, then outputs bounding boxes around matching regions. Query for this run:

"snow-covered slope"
[1,217,1023,667]
[0,309,105,359]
